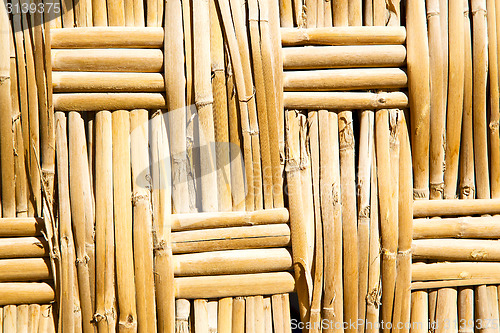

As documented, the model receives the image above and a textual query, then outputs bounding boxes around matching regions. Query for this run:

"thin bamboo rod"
[0,237,48,258]
[175,272,295,299]
[232,297,245,333]
[284,91,408,110]
[53,93,166,111]
[472,0,490,199]
[93,0,108,26]
[282,45,406,69]
[53,72,165,92]
[305,0,317,27]
[458,287,474,333]
[281,26,406,45]
[412,279,500,290]
[194,300,208,333]
[75,0,91,28]
[112,110,137,333]
[293,0,305,27]
[271,295,284,333]
[413,239,500,261]
[218,298,232,333]
[255,296,265,333]
[413,199,500,217]
[373,0,385,25]
[407,0,431,199]
[0,218,43,237]
[439,0,448,111]
[61,0,76,27]
[0,283,54,306]
[107,0,125,25]
[264,297,273,333]
[95,110,116,332]
[172,224,290,254]
[246,296,255,333]
[130,110,156,333]
[208,300,218,333]
[413,216,500,238]
[27,304,40,333]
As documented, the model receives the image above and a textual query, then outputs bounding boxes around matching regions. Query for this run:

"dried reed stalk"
[255,296,265,332]
[4,305,16,332]
[218,298,232,333]
[406,0,431,199]
[458,287,473,333]
[357,111,374,333]
[333,0,348,26]
[111,110,137,332]
[95,110,116,332]
[460,0,475,199]
[28,304,40,333]
[472,0,490,199]
[232,297,245,333]
[130,110,157,333]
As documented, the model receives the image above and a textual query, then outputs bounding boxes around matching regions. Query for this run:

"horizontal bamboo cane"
[282,45,406,69]
[412,279,500,290]
[0,218,43,237]
[281,26,406,46]
[53,72,165,92]
[172,224,291,254]
[412,262,500,281]
[413,216,500,239]
[0,237,48,258]
[413,199,500,217]
[175,272,295,299]
[53,93,166,111]
[0,258,51,281]
[50,27,164,49]
[171,208,289,231]
[284,91,408,109]
[52,49,163,72]
[412,239,500,260]
[0,283,54,306]
[173,248,292,276]
[283,68,407,91]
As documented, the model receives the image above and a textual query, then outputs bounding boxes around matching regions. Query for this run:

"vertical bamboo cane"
[271,295,284,333]
[17,305,28,333]
[436,289,458,333]
[333,0,348,26]
[3,306,16,332]
[487,0,500,197]
[427,0,446,200]
[358,111,374,333]
[107,0,125,25]
[349,0,362,25]
[232,297,245,333]
[324,0,333,26]
[246,296,256,333]
[95,110,116,333]
[218,298,232,333]
[146,0,158,27]
[208,301,218,333]
[282,294,292,333]
[255,296,265,333]
[439,0,449,107]
[407,0,431,200]
[458,287,474,333]
[194,300,208,333]
[339,111,358,333]
[460,0,475,199]
[306,0,317,27]
[280,0,294,27]
[55,111,77,333]
[471,0,490,199]
[175,299,190,333]
[264,297,273,333]
[410,291,428,333]
[111,110,137,333]
[27,304,40,333]
[488,286,499,332]
[373,0,385,25]
[386,0,401,25]
[293,0,304,26]
[38,305,56,333]
[364,0,373,25]
[130,109,157,333]
[476,285,495,333]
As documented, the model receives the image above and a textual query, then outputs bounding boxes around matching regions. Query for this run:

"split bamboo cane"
[17,305,28,333]
[218,298,232,333]
[28,304,40,333]
[111,110,137,333]
[130,110,156,333]
[4,306,15,332]
[458,287,473,333]
[232,297,245,333]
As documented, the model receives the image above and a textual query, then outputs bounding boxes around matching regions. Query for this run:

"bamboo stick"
[38,305,56,333]
[271,295,284,333]
[246,296,256,333]
[75,0,91,28]
[194,0,218,212]
[476,285,495,333]
[413,239,500,261]
[283,68,408,91]
[280,0,294,27]
[410,291,428,333]
[349,0,363,26]
[282,294,292,333]
[107,0,125,25]
[53,93,166,112]
[175,299,190,333]
[285,111,311,322]
[16,305,28,333]
[460,0,475,199]
[412,262,500,281]
[232,297,245,333]
[255,296,265,333]
[373,0,385,25]
[150,111,174,333]
[61,0,76,27]
[333,0,348,26]
[284,91,408,110]
[55,111,77,333]
[172,224,290,254]
[95,110,116,332]
[194,300,208,333]
[0,237,48,258]
[339,111,359,333]
[439,0,448,110]
[27,304,40,333]
[3,306,15,332]
[488,286,499,332]
[293,0,305,26]
[282,45,406,69]
[93,0,108,26]
[305,0,317,27]
[218,298,232,333]
[130,109,156,333]
[413,199,500,217]
[264,297,273,333]
[111,110,137,333]
[407,0,431,199]
[52,49,163,72]
[173,248,292,276]
[53,72,165,92]
[471,0,490,199]
[458,287,473,333]
[413,216,500,238]
[0,283,54,306]
[436,288,458,333]
[208,300,218,333]
[0,218,43,237]
[175,272,295,299]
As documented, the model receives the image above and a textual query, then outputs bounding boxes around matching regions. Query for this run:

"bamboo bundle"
[283,68,407,91]
[130,110,156,333]
[53,93,166,111]
[413,199,500,217]
[53,72,165,92]
[280,26,406,46]
[112,110,137,332]
[282,45,406,69]
[413,216,500,238]
[0,218,43,237]
[175,272,295,299]
[284,91,408,110]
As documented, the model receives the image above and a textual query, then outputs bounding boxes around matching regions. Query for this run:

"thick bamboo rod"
[284,91,408,110]
[52,49,163,72]
[412,279,500,290]
[413,199,500,217]
[436,288,458,333]
[28,304,40,333]
[53,72,165,92]
[95,110,116,332]
[280,0,294,26]
[282,45,406,69]
[3,305,14,332]
[112,110,137,333]
[218,298,232,333]
[53,93,166,111]
[281,26,406,45]
[333,0,348,25]
[458,287,474,333]
[232,297,245,333]
[173,248,292,276]
[413,239,500,261]
[0,258,51,281]
[412,262,500,281]
[410,291,428,333]
[0,283,54,306]
[0,218,43,237]
[413,216,500,238]
[175,299,190,333]
[407,0,431,199]
[194,299,208,333]
[175,272,295,299]
[245,296,255,333]
[283,68,407,91]
[130,110,156,333]
[476,285,495,333]
[0,237,47,258]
